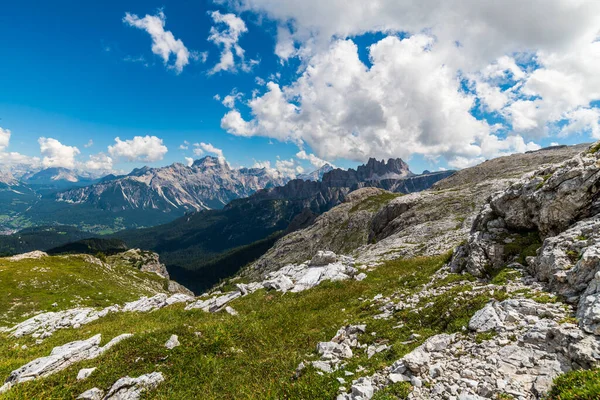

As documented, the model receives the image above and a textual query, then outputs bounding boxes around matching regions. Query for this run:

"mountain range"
[55,156,289,212]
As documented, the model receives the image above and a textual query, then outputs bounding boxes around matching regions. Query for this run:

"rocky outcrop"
[186,251,362,312]
[108,249,170,278]
[8,251,48,261]
[9,293,193,338]
[107,249,194,295]
[451,142,600,336]
[0,333,132,393]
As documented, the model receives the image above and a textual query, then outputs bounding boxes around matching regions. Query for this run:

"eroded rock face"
[452,143,600,335]
[0,334,132,393]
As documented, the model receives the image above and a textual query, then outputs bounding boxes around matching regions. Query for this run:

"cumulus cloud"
[185,156,194,166]
[0,127,10,151]
[217,0,600,167]
[108,135,168,162]
[252,158,303,179]
[84,139,94,148]
[296,150,330,168]
[193,142,224,159]
[0,127,41,173]
[179,140,190,150]
[208,11,256,74]
[221,90,243,108]
[223,36,500,163]
[123,10,193,73]
[84,153,113,172]
[38,137,80,169]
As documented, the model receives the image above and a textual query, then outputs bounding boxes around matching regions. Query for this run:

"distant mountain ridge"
[55,156,290,213]
[22,167,100,190]
[296,163,335,181]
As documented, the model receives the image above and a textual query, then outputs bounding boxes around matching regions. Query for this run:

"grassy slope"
[0,255,169,326]
[0,254,514,399]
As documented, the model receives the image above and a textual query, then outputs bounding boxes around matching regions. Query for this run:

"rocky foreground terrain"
[0,142,599,399]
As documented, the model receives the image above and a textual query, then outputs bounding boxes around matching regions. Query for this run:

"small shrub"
[372,382,412,399]
[547,368,600,399]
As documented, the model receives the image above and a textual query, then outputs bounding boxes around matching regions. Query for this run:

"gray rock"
[77,367,96,381]
[1,333,132,393]
[469,303,502,332]
[310,250,338,266]
[104,372,165,400]
[164,335,180,350]
[77,388,105,400]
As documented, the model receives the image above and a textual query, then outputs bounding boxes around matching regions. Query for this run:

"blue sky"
[1,0,599,177]
[0,0,302,173]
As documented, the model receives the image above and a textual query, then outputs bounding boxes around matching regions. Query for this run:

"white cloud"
[276,158,304,177]
[221,90,243,108]
[185,156,194,166]
[38,137,80,169]
[108,135,168,162]
[252,158,303,178]
[84,139,94,148]
[223,36,492,163]
[123,10,192,73]
[217,0,600,166]
[85,153,113,172]
[296,150,330,168]
[0,127,11,151]
[179,140,190,150]
[0,127,41,173]
[0,151,41,170]
[193,142,224,159]
[558,108,600,139]
[208,11,256,74]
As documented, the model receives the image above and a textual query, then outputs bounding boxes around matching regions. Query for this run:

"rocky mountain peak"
[192,156,229,171]
[357,158,413,181]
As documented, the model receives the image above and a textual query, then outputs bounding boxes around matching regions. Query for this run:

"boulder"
[310,251,338,266]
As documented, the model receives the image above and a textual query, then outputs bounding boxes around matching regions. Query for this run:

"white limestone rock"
[77,388,105,400]
[77,367,96,381]
[104,372,165,400]
[164,335,180,350]
[2,333,132,392]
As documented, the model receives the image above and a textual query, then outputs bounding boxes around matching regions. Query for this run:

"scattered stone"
[77,367,96,381]
[164,335,180,350]
[224,306,238,316]
[77,388,104,400]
